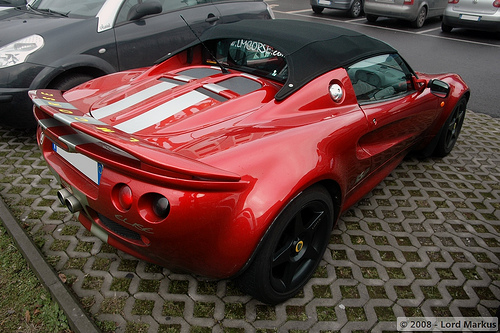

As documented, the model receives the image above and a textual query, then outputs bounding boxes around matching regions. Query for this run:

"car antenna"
[180,15,229,74]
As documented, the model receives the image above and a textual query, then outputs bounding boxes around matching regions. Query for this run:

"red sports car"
[30,19,469,304]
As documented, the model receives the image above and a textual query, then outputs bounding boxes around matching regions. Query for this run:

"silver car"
[442,0,500,33]
[311,0,364,18]
[364,0,448,27]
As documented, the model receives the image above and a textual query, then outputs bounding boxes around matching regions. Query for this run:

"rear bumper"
[443,12,500,32]
[364,1,418,20]
[311,0,353,10]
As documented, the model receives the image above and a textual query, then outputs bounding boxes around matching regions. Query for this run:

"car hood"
[61,65,280,154]
[0,8,85,45]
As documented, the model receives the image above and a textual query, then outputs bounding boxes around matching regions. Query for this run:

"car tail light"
[494,0,500,7]
[448,0,459,3]
[404,0,414,5]
[113,184,133,211]
[152,196,170,219]
[138,193,170,222]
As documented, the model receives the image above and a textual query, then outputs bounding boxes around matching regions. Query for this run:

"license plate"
[318,0,331,5]
[460,14,480,21]
[53,143,102,185]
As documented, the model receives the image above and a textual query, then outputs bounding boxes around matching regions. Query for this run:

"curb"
[0,199,100,333]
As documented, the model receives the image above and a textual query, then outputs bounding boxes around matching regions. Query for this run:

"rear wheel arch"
[234,181,341,303]
[412,5,428,28]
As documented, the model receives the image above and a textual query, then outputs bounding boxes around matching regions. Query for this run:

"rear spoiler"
[29,89,242,183]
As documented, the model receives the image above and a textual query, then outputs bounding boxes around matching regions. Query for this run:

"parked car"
[30,19,469,304]
[310,0,363,18]
[0,0,27,7]
[364,0,448,27]
[442,0,500,33]
[0,0,273,128]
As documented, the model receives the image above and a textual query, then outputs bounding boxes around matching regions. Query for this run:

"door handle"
[205,14,220,23]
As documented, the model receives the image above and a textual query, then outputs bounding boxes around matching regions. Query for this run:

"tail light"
[113,184,133,211]
[139,193,170,222]
[494,0,500,7]
[448,0,459,3]
[152,195,170,219]
[404,0,414,4]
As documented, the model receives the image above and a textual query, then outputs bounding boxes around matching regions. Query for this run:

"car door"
[113,0,221,71]
[347,54,440,169]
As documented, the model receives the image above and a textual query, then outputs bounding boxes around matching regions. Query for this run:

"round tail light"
[113,184,133,211]
[152,195,170,219]
[138,193,170,222]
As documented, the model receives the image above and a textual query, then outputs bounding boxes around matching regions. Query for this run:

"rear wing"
[29,89,245,188]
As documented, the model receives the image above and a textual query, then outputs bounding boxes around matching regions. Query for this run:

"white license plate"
[53,143,102,185]
[319,0,331,5]
[460,14,480,21]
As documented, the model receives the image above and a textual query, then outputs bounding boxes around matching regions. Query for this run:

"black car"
[0,0,274,127]
[0,0,26,7]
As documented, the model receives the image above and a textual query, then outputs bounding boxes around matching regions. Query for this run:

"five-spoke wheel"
[236,185,334,304]
[434,97,467,157]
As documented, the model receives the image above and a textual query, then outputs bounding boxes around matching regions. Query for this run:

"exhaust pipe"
[57,188,72,206]
[65,195,83,214]
[57,188,83,213]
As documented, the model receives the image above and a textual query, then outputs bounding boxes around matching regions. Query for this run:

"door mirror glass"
[127,1,162,21]
[428,79,450,98]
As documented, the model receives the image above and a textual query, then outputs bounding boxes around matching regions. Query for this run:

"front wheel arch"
[46,68,105,90]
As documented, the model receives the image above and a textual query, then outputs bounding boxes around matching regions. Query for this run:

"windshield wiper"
[36,8,69,17]
[26,4,68,17]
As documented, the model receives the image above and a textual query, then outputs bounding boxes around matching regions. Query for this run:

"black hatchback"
[0,0,274,127]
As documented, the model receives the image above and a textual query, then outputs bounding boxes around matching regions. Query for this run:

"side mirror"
[428,79,450,98]
[127,1,162,21]
[411,75,427,92]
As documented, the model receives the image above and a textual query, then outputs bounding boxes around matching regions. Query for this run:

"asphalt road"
[267,0,500,118]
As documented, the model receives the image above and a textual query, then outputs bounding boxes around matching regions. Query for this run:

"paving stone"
[0,111,498,332]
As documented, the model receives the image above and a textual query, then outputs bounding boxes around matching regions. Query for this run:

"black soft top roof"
[175,19,397,100]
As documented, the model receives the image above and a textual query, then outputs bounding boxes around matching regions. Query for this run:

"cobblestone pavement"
[0,111,499,333]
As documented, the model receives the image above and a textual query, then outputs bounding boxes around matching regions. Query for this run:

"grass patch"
[0,220,70,332]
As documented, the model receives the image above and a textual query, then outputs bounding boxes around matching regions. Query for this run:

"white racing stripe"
[115,90,208,133]
[92,81,178,120]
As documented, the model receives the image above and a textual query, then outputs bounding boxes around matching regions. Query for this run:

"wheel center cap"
[295,240,304,253]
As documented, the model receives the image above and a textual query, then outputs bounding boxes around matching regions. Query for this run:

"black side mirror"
[127,1,162,21]
[428,79,450,98]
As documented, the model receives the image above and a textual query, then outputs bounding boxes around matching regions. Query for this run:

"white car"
[442,0,500,33]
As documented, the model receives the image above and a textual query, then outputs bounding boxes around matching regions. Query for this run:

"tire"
[411,7,427,28]
[433,97,467,157]
[348,0,362,18]
[366,14,378,23]
[312,5,324,14]
[236,185,334,304]
[48,73,95,91]
[441,22,453,33]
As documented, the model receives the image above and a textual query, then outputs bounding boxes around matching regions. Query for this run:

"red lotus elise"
[30,19,469,304]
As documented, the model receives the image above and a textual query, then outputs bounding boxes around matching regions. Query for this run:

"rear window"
[214,38,288,82]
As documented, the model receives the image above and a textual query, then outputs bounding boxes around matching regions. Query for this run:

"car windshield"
[29,0,106,17]
[214,39,288,82]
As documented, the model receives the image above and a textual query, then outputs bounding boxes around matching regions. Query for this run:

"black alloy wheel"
[434,97,467,157]
[236,185,334,304]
